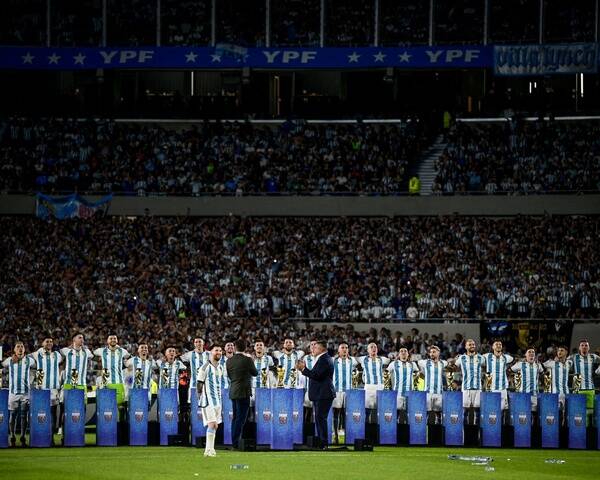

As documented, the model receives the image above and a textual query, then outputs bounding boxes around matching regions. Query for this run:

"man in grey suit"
[226,339,258,449]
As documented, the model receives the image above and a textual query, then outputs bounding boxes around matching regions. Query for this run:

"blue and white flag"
[36,193,112,220]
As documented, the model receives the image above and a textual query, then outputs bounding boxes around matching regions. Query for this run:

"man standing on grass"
[198,344,224,457]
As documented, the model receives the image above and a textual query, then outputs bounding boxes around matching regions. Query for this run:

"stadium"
[0,1,600,479]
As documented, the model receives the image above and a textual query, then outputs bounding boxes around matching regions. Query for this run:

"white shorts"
[462,390,481,408]
[397,393,407,411]
[531,394,538,412]
[202,405,222,427]
[426,393,442,412]
[8,393,30,410]
[365,384,382,409]
[304,390,312,408]
[332,391,346,409]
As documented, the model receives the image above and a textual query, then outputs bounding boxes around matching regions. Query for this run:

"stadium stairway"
[414,134,447,194]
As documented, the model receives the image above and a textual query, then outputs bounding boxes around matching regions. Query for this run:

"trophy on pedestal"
[276,366,285,388]
[134,368,143,388]
[484,373,492,392]
[383,370,392,390]
[70,368,79,387]
[35,369,45,389]
[260,368,268,387]
[161,368,169,388]
[572,374,582,393]
[351,368,360,388]
[543,370,552,393]
[290,368,297,388]
[513,371,522,392]
[101,368,110,388]
[446,371,455,391]
[412,371,420,391]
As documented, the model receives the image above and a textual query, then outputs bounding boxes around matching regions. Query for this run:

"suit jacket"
[226,353,258,400]
[302,352,335,401]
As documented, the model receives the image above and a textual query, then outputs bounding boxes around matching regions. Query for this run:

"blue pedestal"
[158,388,178,446]
[407,391,427,445]
[345,389,365,444]
[128,388,149,446]
[270,389,293,450]
[377,390,397,445]
[509,392,531,448]
[567,394,586,449]
[480,392,501,447]
[96,388,117,446]
[64,388,85,447]
[222,388,233,445]
[255,388,272,444]
[0,390,8,448]
[539,393,559,449]
[443,391,463,446]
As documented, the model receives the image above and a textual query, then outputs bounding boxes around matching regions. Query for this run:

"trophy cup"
[161,368,169,388]
[35,369,45,389]
[446,371,455,391]
[276,366,285,388]
[513,371,522,392]
[134,368,143,388]
[290,368,297,388]
[70,368,79,386]
[260,368,268,387]
[484,373,492,392]
[101,368,110,388]
[412,371,420,391]
[351,368,360,389]
[572,374,582,393]
[543,370,552,393]
[383,370,392,390]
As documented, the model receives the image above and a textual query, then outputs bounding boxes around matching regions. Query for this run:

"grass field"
[1,445,599,480]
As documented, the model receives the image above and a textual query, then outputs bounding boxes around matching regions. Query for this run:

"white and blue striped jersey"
[273,350,305,388]
[157,359,186,389]
[93,347,130,384]
[181,350,210,387]
[418,359,448,394]
[458,353,485,390]
[126,357,157,389]
[483,353,513,391]
[33,349,63,390]
[568,353,599,391]
[542,360,571,395]
[60,347,93,386]
[220,355,232,389]
[387,360,418,394]
[198,362,223,408]
[333,356,358,392]
[511,361,543,394]
[358,356,390,386]
[253,354,274,388]
[301,355,316,390]
[2,356,35,395]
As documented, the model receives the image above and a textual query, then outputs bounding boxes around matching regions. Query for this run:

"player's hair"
[72,332,83,340]
[107,333,118,339]
[235,339,247,352]
[165,345,177,352]
[558,345,568,351]
[429,345,440,352]
[14,341,24,347]
[42,334,53,341]
[338,341,349,348]
[579,339,589,345]
[284,337,294,343]
[315,340,327,349]
[138,342,148,347]
[209,344,222,350]
[254,338,265,345]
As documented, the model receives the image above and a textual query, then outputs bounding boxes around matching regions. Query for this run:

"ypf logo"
[279,413,288,425]
[545,415,555,426]
[103,411,113,422]
[352,411,361,423]
[450,413,459,425]
[488,413,497,425]
[134,411,144,422]
[37,412,47,424]
[384,412,393,423]
[262,410,272,422]
[164,410,174,422]
[71,412,81,424]
[414,412,423,424]
[518,413,528,425]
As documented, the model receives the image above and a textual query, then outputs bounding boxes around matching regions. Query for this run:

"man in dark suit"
[226,339,258,449]
[297,340,335,449]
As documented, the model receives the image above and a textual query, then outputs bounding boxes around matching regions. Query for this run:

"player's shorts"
[332,391,346,409]
[202,405,223,426]
[304,390,313,408]
[8,393,29,410]
[462,389,481,408]
[426,393,442,412]
[579,390,595,409]
[396,393,407,411]
[365,384,382,409]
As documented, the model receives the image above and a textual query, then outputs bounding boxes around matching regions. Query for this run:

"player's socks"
[205,427,216,453]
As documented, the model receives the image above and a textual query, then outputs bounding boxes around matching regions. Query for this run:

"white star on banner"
[21,52,35,64]
[398,51,412,63]
[210,54,222,63]
[47,53,61,64]
[373,52,386,62]
[73,53,86,65]
[185,51,198,63]
[347,52,360,63]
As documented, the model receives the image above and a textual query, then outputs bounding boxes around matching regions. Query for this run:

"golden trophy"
[543,370,552,393]
[35,369,45,389]
[446,371,455,391]
[101,368,110,388]
[276,366,285,388]
[260,368,268,387]
[290,368,297,388]
[70,368,79,386]
[161,368,169,388]
[412,371,420,391]
[513,371,522,392]
[383,370,392,390]
[572,374,582,393]
[134,368,143,388]
[351,368,361,389]
[484,373,492,392]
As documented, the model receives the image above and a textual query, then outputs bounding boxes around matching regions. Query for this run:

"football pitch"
[1,445,599,480]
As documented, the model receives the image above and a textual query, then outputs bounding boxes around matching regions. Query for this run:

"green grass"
[1,445,599,480]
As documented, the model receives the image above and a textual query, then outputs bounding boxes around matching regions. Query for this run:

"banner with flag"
[36,193,112,220]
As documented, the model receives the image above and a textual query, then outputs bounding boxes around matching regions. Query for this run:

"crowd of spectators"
[0,117,429,195]
[162,0,211,47]
[50,0,102,47]
[272,0,320,47]
[380,0,428,46]
[1,215,598,357]
[433,120,600,194]
[434,0,483,45]
[325,0,373,47]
